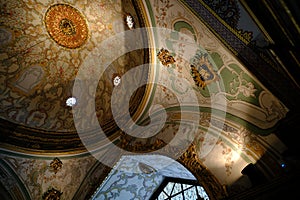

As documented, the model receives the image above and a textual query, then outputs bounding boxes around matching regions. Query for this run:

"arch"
[72,161,111,200]
[89,154,213,200]
[173,21,197,42]
[0,159,31,200]
[149,177,209,200]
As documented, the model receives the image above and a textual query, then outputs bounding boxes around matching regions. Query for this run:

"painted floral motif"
[229,71,257,99]
[4,156,96,200]
[147,1,288,185]
[0,0,146,132]
[93,155,198,200]
[217,139,235,176]
[154,0,174,27]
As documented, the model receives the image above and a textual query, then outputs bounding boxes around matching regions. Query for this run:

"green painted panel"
[209,52,224,69]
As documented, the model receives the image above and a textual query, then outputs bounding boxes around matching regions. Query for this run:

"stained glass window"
[150,177,209,200]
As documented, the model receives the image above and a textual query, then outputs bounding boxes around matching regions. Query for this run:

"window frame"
[149,177,207,200]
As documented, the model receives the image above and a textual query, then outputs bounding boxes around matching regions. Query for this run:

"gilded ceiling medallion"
[44,4,88,49]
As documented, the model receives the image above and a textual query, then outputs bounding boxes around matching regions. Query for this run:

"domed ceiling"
[0,0,298,200]
[0,0,150,152]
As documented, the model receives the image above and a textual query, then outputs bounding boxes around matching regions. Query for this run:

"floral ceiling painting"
[0,0,292,200]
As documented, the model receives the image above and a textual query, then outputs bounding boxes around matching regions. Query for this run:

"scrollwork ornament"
[50,157,63,174]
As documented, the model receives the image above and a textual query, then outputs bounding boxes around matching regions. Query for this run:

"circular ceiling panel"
[44,4,88,49]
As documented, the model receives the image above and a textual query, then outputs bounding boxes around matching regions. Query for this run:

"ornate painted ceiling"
[0,0,298,200]
[0,0,149,152]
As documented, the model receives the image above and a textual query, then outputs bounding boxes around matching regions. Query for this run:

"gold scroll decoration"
[157,48,176,66]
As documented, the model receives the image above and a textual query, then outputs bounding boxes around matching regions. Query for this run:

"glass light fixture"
[125,14,134,29]
[66,97,77,107]
[113,75,121,86]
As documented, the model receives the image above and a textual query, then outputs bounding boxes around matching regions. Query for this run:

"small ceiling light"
[66,97,77,107]
[113,75,121,86]
[125,14,135,29]
[281,162,286,168]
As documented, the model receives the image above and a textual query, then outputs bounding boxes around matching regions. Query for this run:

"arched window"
[91,155,210,200]
[150,177,209,200]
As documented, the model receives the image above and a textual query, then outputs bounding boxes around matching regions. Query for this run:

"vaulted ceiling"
[0,0,299,200]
